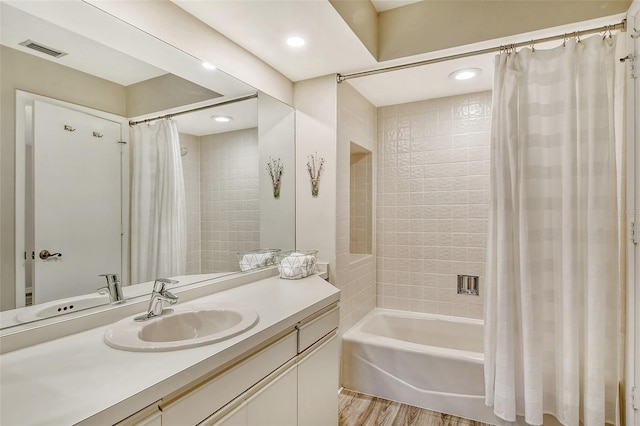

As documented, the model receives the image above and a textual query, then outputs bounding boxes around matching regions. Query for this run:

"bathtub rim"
[342,308,484,363]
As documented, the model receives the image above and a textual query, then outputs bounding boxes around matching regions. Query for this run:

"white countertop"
[0,274,340,425]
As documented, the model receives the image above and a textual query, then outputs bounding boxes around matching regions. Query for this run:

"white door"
[32,100,122,303]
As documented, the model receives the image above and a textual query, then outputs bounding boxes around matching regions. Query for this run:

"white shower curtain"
[130,119,186,284]
[484,36,620,425]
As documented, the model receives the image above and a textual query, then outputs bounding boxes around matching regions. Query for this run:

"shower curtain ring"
[530,40,535,53]
[563,34,567,47]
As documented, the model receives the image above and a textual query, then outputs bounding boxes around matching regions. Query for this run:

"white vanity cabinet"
[156,304,339,426]
[298,334,340,426]
[202,362,298,426]
[246,363,298,426]
[161,332,298,426]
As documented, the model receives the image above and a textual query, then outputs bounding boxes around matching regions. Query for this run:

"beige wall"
[127,74,221,119]
[258,93,296,252]
[328,0,378,59]
[294,76,338,283]
[378,1,631,61]
[0,46,127,311]
[376,91,491,319]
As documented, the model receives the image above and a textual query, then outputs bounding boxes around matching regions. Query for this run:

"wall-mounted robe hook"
[64,125,76,132]
[93,132,103,138]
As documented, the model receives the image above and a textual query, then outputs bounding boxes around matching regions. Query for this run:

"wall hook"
[92,132,103,138]
[64,125,76,132]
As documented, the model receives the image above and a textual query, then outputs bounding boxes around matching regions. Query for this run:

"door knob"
[39,250,62,260]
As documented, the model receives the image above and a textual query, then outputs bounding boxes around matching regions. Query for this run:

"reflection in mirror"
[0,1,295,329]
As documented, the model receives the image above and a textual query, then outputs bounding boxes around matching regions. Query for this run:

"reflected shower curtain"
[484,36,620,425]
[130,119,186,283]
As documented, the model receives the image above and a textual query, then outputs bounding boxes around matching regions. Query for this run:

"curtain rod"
[129,93,258,126]
[337,19,627,83]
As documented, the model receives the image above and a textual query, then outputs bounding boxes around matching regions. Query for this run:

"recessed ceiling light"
[449,68,482,81]
[211,115,232,123]
[202,62,216,70]
[286,36,305,47]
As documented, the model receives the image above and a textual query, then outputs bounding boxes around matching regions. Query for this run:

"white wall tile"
[376,91,491,319]
[200,128,260,272]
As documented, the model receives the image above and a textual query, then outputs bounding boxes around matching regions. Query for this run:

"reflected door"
[32,100,122,304]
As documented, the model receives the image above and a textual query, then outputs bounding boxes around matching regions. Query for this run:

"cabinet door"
[298,334,339,426]
[246,364,297,426]
[161,332,297,426]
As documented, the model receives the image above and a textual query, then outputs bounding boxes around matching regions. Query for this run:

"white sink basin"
[15,294,110,323]
[104,303,259,352]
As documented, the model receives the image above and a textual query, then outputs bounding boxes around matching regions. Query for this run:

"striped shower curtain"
[484,35,620,425]
[130,119,186,284]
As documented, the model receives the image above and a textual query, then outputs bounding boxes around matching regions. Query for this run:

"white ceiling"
[173,98,258,137]
[172,0,378,82]
[173,0,626,107]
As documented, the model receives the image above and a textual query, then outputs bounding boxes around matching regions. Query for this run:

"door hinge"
[631,221,638,245]
[633,386,639,410]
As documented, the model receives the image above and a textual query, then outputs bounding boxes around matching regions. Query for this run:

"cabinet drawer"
[296,304,339,353]
[161,331,297,426]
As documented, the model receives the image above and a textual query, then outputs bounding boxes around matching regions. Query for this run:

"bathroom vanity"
[0,273,340,425]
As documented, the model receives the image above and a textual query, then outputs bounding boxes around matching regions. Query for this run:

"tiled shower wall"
[350,152,372,255]
[180,133,202,275]
[336,82,377,332]
[200,128,260,273]
[376,91,491,319]
[180,128,260,274]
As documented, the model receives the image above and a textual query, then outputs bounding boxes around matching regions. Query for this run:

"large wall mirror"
[0,1,295,329]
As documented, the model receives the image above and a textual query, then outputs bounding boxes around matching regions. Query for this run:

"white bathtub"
[342,308,506,425]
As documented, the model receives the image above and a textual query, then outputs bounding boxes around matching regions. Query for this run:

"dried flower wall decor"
[266,157,284,198]
[306,153,325,197]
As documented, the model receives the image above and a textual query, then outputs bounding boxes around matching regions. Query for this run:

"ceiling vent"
[19,39,67,58]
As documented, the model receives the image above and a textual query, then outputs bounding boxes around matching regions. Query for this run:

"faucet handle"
[99,273,120,284]
[153,278,179,293]
[98,273,118,294]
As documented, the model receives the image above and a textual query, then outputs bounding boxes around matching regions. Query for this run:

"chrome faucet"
[134,278,179,322]
[98,273,125,304]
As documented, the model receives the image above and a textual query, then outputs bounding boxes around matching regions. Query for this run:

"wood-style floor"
[339,389,492,426]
